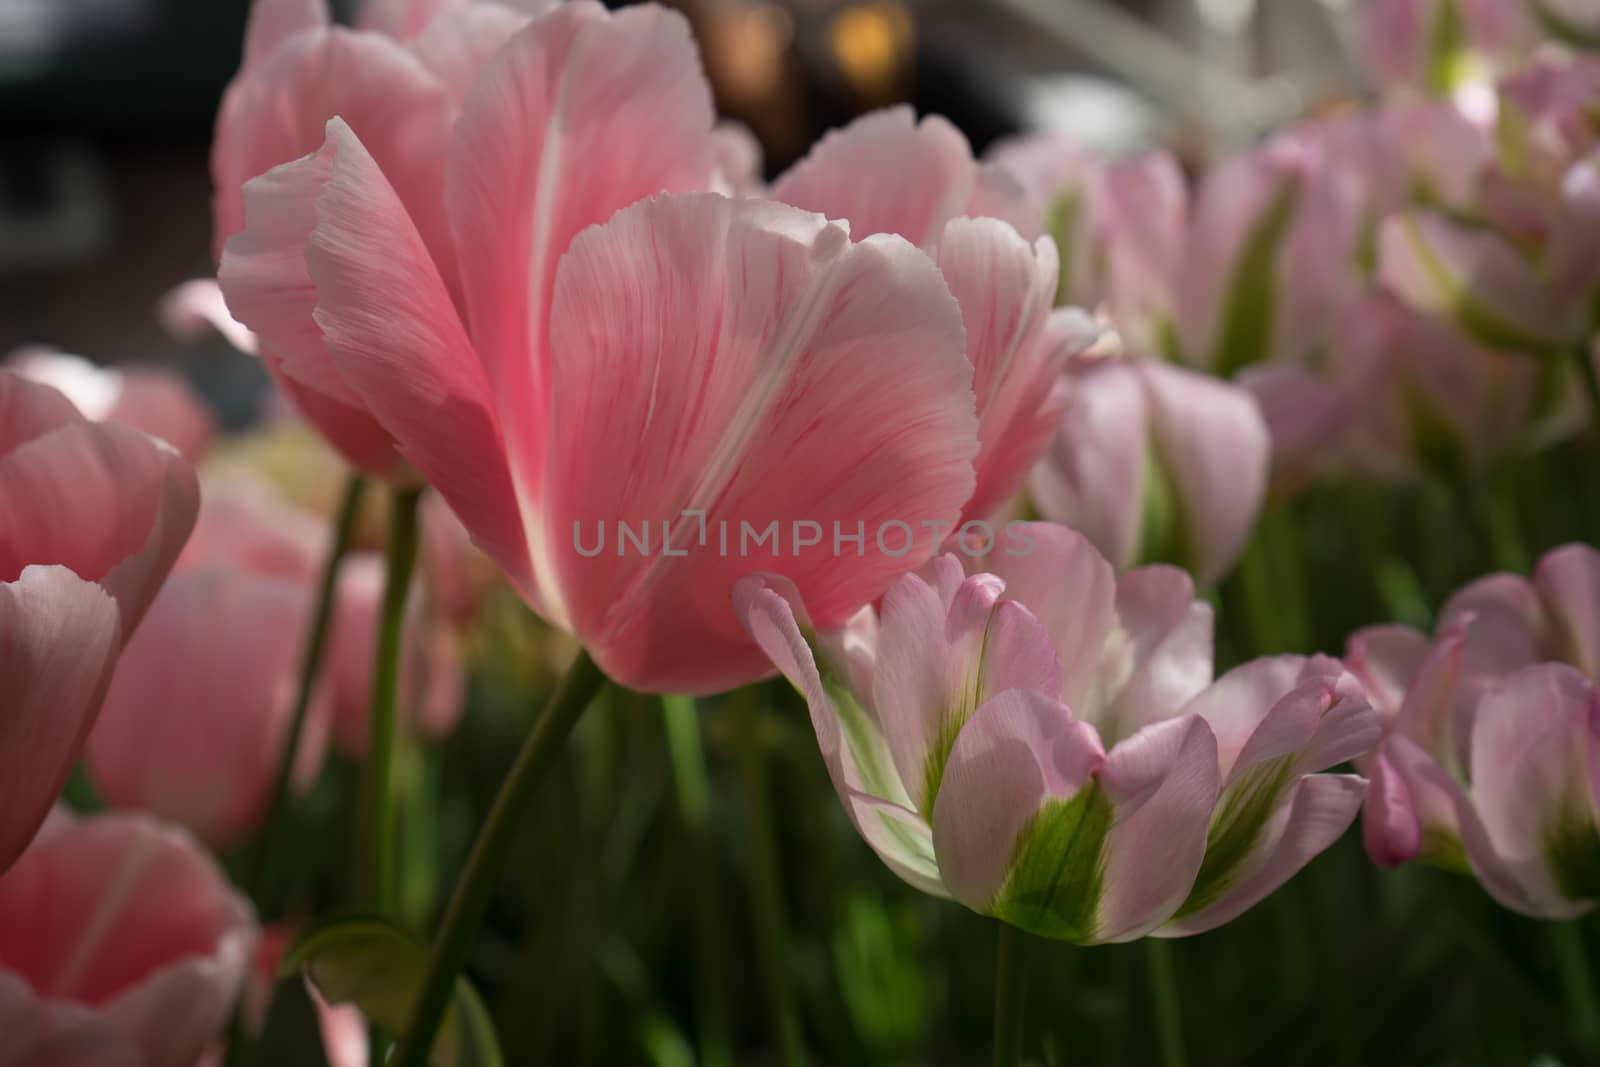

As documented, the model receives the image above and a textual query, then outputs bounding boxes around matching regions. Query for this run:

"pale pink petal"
[1027,356,1148,570]
[1095,715,1221,941]
[0,368,82,453]
[929,689,1104,910]
[445,0,717,536]
[1159,774,1366,936]
[1467,663,1600,917]
[712,121,766,196]
[159,279,260,356]
[1535,543,1600,679]
[1363,743,1423,868]
[0,567,121,874]
[544,194,978,694]
[86,569,327,849]
[1223,660,1379,781]
[936,217,1090,521]
[409,3,531,107]
[356,0,467,40]
[1177,656,1327,779]
[179,475,323,580]
[1345,623,1433,719]
[296,119,533,591]
[1103,565,1214,741]
[1097,154,1188,350]
[1237,362,1351,483]
[1138,360,1269,584]
[773,106,1034,246]
[242,0,330,68]
[0,974,142,1067]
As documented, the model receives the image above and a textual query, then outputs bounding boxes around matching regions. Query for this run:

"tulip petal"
[445,0,716,535]
[934,219,1087,521]
[772,106,1035,246]
[1103,565,1215,741]
[242,0,330,69]
[1138,361,1269,584]
[930,689,1106,927]
[1535,543,1600,679]
[1345,623,1433,719]
[544,193,978,693]
[410,3,531,106]
[0,975,141,1067]
[1161,774,1366,936]
[0,567,121,874]
[1468,663,1600,916]
[0,368,81,453]
[356,0,467,40]
[1363,743,1424,868]
[1095,714,1221,941]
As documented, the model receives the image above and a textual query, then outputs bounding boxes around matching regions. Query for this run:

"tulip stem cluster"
[392,648,608,1067]
[360,486,425,916]
[247,472,368,909]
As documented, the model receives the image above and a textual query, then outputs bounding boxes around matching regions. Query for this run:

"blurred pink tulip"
[1349,543,1600,916]
[1028,352,1270,584]
[0,373,199,874]
[219,5,983,695]
[773,107,1098,520]
[1358,0,1534,96]
[0,809,256,1067]
[324,553,465,757]
[85,565,331,850]
[5,349,215,462]
[210,0,549,479]
[736,522,1377,941]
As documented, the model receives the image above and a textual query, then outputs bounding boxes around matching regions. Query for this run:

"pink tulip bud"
[0,373,199,874]
[0,809,256,1066]
[735,523,1377,942]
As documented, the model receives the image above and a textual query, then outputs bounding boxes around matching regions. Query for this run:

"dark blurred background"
[0,0,1363,366]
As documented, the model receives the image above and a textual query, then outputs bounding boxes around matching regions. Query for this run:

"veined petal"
[445,0,717,535]
[1160,773,1365,936]
[0,567,121,874]
[772,106,1035,247]
[544,193,978,694]
[930,689,1106,929]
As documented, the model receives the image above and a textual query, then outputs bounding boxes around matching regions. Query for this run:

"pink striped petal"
[0,567,121,874]
[929,689,1105,912]
[445,0,717,531]
[1096,715,1221,940]
[773,106,1035,246]
[1535,543,1600,679]
[936,218,1092,520]
[543,193,978,693]
[1160,774,1366,936]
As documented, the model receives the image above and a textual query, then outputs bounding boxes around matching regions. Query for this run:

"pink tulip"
[5,349,215,463]
[218,5,983,695]
[0,373,199,874]
[0,809,256,1067]
[85,565,331,850]
[772,107,1098,520]
[1349,543,1600,916]
[211,0,549,479]
[736,522,1377,941]
[1358,0,1533,97]
[161,279,260,357]
[1028,351,1270,584]
[324,552,465,757]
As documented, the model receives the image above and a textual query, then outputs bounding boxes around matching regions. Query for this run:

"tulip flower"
[5,348,215,462]
[85,565,332,849]
[210,0,558,478]
[0,809,256,1067]
[736,522,1377,941]
[1028,346,1270,585]
[1350,543,1600,916]
[0,373,199,873]
[771,106,1098,521]
[219,8,985,697]
[1358,0,1534,100]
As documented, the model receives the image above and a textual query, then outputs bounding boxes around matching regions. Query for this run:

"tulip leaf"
[1209,176,1300,378]
[1177,757,1297,920]
[991,785,1114,943]
[282,914,503,1067]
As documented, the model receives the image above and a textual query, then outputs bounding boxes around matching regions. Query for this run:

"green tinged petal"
[1210,176,1300,378]
[989,785,1115,942]
[1176,757,1297,920]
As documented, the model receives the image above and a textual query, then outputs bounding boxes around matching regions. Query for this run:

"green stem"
[733,690,807,1067]
[991,922,1031,1067]
[1144,938,1188,1067]
[391,649,607,1067]
[247,473,366,908]
[1552,921,1600,1050]
[663,695,734,1067]
[360,486,424,915]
